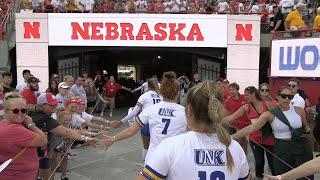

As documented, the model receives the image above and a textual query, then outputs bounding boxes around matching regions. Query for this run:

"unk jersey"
[142,131,250,180]
[136,101,187,162]
[137,90,162,111]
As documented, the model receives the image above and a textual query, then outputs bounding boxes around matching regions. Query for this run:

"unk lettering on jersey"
[151,94,160,99]
[158,108,176,117]
[194,149,225,166]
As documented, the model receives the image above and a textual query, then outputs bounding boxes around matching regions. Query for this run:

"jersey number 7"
[161,118,171,135]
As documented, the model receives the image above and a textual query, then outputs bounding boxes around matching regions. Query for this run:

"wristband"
[112,136,116,142]
[84,136,89,142]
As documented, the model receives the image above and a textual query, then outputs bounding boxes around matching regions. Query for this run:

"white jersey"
[136,101,187,162]
[142,131,250,180]
[137,90,162,111]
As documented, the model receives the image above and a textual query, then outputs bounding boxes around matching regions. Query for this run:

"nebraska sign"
[47,13,227,47]
[70,22,204,41]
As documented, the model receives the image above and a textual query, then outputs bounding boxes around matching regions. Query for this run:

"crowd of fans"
[0,69,320,179]
[15,0,320,36]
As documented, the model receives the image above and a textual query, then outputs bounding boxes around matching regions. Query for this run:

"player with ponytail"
[137,81,250,180]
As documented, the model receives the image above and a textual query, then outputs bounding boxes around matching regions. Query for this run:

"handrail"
[0,1,15,40]
[271,28,320,40]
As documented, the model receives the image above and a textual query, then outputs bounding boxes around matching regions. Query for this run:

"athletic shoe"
[61,176,69,180]
[68,149,78,155]
[109,112,112,117]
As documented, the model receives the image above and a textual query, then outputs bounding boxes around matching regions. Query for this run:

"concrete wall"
[15,13,48,92]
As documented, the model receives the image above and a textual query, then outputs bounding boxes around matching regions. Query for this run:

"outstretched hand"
[88,129,108,137]
[98,136,114,151]
[110,120,123,129]
[87,137,100,147]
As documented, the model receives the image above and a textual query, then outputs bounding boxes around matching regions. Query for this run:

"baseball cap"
[296,2,306,7]
[58,82,70,89]
[64,98,78,106]
[223,79,229,84]
[28,77,41,84]
[37,92,59,106]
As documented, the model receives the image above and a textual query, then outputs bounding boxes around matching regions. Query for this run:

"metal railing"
[272,28,320,40]
[0,1,16,40]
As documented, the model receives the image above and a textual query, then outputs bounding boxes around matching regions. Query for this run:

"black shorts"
[39,158,50,169]
[87,101,96,108]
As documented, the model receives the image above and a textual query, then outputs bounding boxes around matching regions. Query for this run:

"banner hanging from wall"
[271,38,320,77]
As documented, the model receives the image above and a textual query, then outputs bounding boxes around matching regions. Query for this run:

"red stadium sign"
[71,22,204,41]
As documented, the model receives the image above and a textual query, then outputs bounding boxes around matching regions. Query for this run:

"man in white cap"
[285,2,306,31]
[55,82,74,107]
[313,7,320,30]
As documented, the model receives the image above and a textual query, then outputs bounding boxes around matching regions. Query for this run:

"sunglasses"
[288,84,296,88]
[260,88,269,92]
[10,108,27,114]
[278,94,294,100]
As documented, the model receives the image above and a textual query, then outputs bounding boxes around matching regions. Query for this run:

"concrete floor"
[53,108,319,180]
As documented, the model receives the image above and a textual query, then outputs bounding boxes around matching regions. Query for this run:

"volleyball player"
[100,72,187,163]
[111,77,162,160]
[137,81,250,180]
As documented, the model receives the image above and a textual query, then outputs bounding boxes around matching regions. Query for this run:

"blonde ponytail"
[186,81,234,171]
[208,95,234,171]
[216,123,234,171]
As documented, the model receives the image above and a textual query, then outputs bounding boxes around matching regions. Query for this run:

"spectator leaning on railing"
[285,2,306,31]
[269,6,285,32]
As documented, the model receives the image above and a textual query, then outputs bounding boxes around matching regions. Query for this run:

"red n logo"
[23,22,40,39]
[235,24,252,41]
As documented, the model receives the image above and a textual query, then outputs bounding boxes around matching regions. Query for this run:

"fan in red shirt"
[101,75,131,117]
[21,77,40,109]
[223,86,275,179]
[224,82,250,153]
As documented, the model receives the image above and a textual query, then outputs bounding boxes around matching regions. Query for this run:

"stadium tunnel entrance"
[48,46,227,107]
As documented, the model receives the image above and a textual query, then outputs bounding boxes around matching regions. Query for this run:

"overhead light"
[157,56,161,59]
